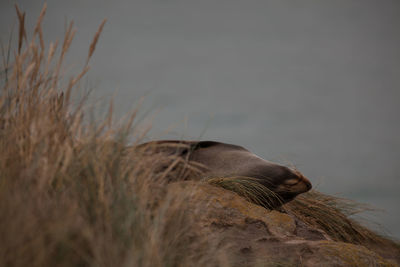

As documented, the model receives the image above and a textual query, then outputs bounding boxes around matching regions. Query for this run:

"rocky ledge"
[166,182,400,267]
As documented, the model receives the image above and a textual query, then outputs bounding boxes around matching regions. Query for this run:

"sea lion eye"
[284,178,300,186]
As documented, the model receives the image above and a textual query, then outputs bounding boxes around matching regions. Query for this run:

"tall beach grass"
[0,5,225,267]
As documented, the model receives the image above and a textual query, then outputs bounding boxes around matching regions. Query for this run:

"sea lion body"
[138,140,312,205]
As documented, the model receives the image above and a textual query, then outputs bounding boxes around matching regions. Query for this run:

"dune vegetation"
[1,5,398,267]
[0,5,222,267]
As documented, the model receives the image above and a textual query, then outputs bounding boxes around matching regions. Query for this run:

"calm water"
[1,0,399,238]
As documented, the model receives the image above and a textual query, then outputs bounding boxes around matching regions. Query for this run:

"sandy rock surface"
[166,182,399,267]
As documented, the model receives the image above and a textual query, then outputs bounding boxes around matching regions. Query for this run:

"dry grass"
[207,176,283,209]
[284,190,399,248]
[0,5,225,267]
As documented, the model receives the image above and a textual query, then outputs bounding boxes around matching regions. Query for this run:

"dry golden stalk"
[87,19,107,65]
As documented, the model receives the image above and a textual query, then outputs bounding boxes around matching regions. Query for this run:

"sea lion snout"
[260,166,312,202]
[285,172,312,193]
[302,175,312,191]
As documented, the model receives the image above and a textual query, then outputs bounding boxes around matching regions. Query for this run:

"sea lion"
[137,140,312,206]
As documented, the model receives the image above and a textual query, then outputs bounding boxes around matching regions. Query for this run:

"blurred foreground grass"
[0,5,224,267]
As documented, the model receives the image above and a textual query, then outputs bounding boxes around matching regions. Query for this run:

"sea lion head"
[187,141,312,205]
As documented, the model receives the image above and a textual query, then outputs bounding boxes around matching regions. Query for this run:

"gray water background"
[1,0,399,239]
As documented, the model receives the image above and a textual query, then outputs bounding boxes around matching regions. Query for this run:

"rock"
[304,241,397,267]
[166,182,399,267]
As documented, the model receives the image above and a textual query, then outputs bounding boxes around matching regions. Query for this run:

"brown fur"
[137,140,312,204]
